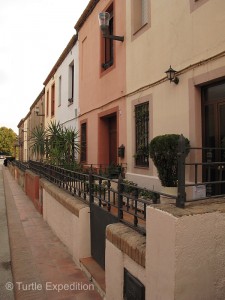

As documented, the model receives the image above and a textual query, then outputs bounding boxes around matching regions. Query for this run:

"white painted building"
[55,35,79,131]
[43,34,79,132]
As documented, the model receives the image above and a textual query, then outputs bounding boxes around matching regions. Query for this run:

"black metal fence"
[11,135,225,232]
[11,160,29,172]
[12,160,166,235]
[29,160,90,200]
[89,173,162,235]
[177,135,225,207]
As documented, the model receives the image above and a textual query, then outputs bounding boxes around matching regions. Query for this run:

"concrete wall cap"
[25,169,39,178]
[40,178,88,217]
[151,199,225,217]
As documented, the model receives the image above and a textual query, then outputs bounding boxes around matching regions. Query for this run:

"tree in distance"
[0,127,17,156]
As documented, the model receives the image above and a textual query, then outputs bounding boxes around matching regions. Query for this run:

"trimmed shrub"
[149,134,190,187]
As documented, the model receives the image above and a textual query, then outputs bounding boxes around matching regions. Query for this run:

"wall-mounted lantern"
[34,107,45,116]
[165,65,179,84]
[98,12,124,42]
[118,144,125,158]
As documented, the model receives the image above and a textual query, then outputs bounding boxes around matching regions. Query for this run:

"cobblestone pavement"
[1,166,102,300]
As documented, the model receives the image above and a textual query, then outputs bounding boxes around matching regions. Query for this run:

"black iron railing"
[88,173,161,234]
[29,161,90,201]
[16,160,165,235]
[176,135,225,207]
[11,136,225,230]
[11,160,29,172]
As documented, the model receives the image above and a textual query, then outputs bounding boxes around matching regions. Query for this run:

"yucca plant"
[63,127,80,165]
[30,126,46,161]
[30,121,80,167]
[46,121,64,165]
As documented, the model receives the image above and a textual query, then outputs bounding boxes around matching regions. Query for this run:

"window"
[58,76,62,106]
[68,62,74,104]
[81,123,87,162]
[132,0,149,34]
[41,102,44,116]
[135,102,149,167]
[51,83,55,117]
[46,90,49,116]
[101,4,114,71]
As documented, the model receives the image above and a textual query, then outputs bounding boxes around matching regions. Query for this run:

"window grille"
[135,102,149,167]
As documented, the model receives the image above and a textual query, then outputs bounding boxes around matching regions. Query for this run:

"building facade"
[17,0,225,189]
[43,70,56,128]
[17,118,27,162]
[56,35,79,130]
[75,0,126,168]
[125,0,225,194]
[17,88,45,161]
[28,88,45,161]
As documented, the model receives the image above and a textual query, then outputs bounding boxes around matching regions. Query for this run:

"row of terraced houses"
[15,1,225,299]
[18,0,225,195]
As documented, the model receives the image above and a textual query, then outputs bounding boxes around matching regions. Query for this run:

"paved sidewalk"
[0,165,14,300]
[2,166,102,300]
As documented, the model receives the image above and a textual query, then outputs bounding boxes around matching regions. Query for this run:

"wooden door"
[108,115,117,165]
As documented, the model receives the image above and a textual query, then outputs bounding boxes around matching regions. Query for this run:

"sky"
[0,0,90,134]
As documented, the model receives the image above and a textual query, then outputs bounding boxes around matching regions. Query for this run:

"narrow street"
[0,162,102,300]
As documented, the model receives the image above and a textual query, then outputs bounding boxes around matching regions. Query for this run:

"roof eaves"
[17,119,24,128]
[74,0,100,32]
[43,34,78,86]
[30,87,45,111]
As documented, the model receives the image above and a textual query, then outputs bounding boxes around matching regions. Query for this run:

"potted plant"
[149,134,190,198]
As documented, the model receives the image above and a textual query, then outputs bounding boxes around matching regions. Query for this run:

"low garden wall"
[8,164,25,191]
[146,200,225,300]
[105,223,146,300]
[104,201,225,300]
[40,178,91,266]
[25,170,42,214]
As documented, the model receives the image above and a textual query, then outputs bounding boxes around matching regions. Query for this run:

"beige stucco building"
[43,69,56,128]
[17,117,28,162]
[17,88,45,161]
[28,88,45,160]
[126,0,225,195]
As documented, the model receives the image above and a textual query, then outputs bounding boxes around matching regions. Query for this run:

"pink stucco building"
[75,0,126,168]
